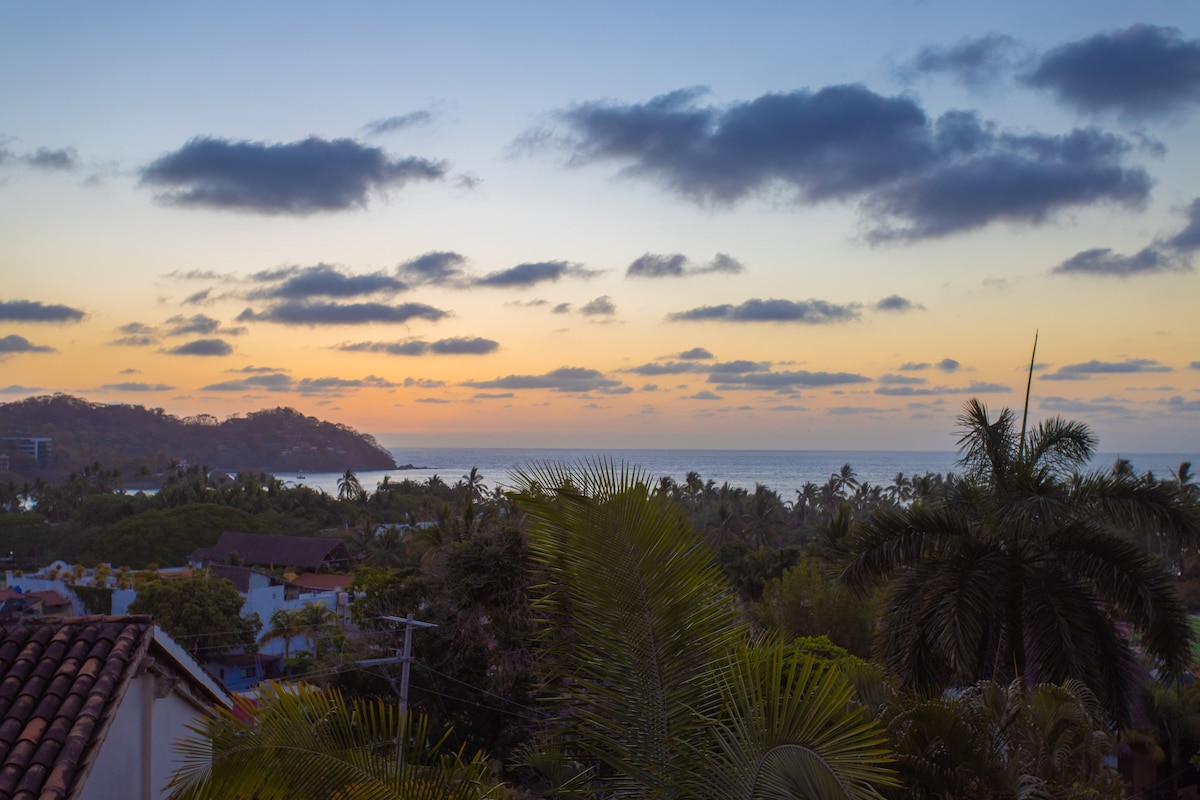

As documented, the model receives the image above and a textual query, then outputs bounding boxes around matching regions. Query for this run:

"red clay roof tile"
[0,616,154,800]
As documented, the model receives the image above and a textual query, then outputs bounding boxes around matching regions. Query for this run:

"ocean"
[286,448,1200,498]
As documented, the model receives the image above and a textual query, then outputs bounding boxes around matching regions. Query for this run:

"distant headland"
[0,394,396,481]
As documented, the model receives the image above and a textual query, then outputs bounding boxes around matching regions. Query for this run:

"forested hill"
[0,394,396,479]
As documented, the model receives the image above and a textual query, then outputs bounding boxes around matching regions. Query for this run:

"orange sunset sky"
[2,1,1199,452]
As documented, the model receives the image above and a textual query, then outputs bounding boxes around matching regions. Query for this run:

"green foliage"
[754,556,877,658]
[842,399,1196,723]
[513,460,897,799]
[168,682,505,800]
[129,575,260,658]
[68,584,113,615]
[88,503,281,568]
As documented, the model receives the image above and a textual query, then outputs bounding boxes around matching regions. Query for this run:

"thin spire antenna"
[1019,331,1038,460]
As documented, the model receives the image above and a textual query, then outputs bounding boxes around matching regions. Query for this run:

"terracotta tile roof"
[191,531,350,571]
[289,573,353,592]
[0,615,154,800]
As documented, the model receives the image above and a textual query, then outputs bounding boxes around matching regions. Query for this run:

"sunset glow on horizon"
[2,2,1199,453]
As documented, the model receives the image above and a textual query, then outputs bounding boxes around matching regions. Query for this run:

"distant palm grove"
[2,399,1200,798]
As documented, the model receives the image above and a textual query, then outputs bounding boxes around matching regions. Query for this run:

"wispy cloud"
[669,298,859,323]
[1042,358,1173,380]
[899,34,1024,90]
[474,260,600,288]
[236,300,448,326]
[335,337,499,356]
[626,252,745,278]
[203,372,398,394]
[1052,196,1200,277]
[248,264,408,300]
[100,382,176,392]
[462,366,624,393]
[362,111,434,136]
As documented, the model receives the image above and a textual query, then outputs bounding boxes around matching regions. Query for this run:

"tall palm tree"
[513,460,897,799]
[842,399,1196,722]
[337,468,363,503]
[261,607,305,661]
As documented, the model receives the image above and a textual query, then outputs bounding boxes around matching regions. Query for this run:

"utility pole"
[355,613,437,761]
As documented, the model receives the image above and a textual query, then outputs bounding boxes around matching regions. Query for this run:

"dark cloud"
[204,373,293,391]
[236,300,448,326]
[164,338,233,357]
[474,392,514,400]
[101,382,175,392]
[552,303,572,314]
[183,289,212,306]
[397,251,469,286]
[580,296,616,316]
[1190,361,1200,370]
[474,260,598,288]
[109,335,156,347]
[668,298,859,323]
[878,373,927,385]
[139,136,446,214]
[685,391,722,401]
[863,123,1149,241]
[0,299,85,323]
[710,360,769,374]
[625,252,745,278]
[937,358,961,372]
[403,377,445,388]
[0,385,41,394]
[875,380,1009,396]
[873,294,923,312]
[679,347,714,360]
[227,365,285,374]
[363,111,433,136]
[337,337,498,356]
[901,34,1022,90]
[119,368,139,374]
[0,335,54,355]
[250,263,408,300]
[1170,199,1200,252]
[622,361,703,376]
[544,86,1149,240]
[1165,395,1200,412]
[163,314,243,336]
[1051,246,1190,277]
[416,397,451,404]
[1043,358,1172,380]
[1023,25,1200,119]
[710,369,870,390]
[899,361,931,371]
[463,366,623,393]
[24,147,78,171]
[118,323,155,335]
[1052,196,1200,277]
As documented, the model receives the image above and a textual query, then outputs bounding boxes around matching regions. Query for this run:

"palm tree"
[260,607,305,661]
[513,460,897,799]
[337,468,363,503]
[842,399,1196,722]
[168,682,502,799]
[885,679,1121,798]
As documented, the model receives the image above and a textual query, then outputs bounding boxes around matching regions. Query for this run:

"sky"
[2,1,1199,453]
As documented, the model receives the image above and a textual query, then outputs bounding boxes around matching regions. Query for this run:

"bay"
[286,447,1199,498]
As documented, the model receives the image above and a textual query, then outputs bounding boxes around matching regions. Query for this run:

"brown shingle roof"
[0,615,154,800]
[192,531,350,571]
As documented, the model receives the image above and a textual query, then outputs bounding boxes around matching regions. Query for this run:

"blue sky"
[2,1,1199,452]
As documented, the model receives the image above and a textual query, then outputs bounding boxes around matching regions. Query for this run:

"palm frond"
[700,643,898,800]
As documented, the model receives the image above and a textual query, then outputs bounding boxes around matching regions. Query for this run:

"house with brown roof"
[189,531,350,572]
[0,615,230,800]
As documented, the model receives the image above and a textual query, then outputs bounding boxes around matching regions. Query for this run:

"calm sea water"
[286,448,1200,498]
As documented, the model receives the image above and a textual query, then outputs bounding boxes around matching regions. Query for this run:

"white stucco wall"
[78,671,211,800]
